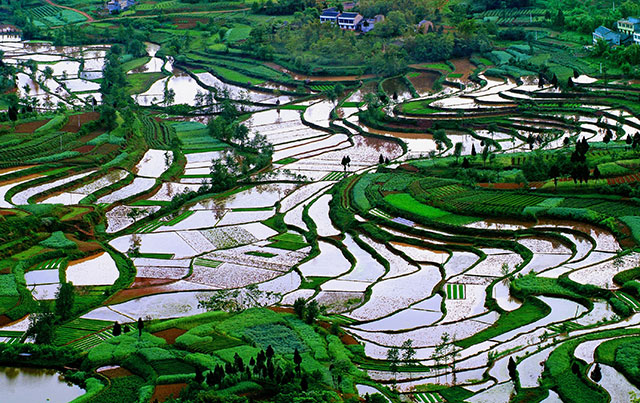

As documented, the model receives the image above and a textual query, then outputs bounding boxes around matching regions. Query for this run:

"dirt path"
[44,0,95,22]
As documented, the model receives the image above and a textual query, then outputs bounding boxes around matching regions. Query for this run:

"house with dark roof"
[337,12,363,30]
[320,8,341,24]
[593,26,622,46]
[320,8,364,31]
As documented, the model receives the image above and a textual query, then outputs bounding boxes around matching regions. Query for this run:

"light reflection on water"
[0,366,85,403]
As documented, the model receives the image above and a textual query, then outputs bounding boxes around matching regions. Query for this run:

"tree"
[593,165,601,180]
[591,363,602,382]
[508,357,517,381]
[554,9,565,27]
[293,297,306,319]
[234,352,244,372]
[113,321,121,336]
[401,339,416,368]
[266,345,275,361]
[482,144,490,167]
[294,348,302,374]
[379,154,384,164]
[8,105,17,127]
[461,157,470,168]
[305,300,319,324]
[454,142,463,163]
[137,317,144,337]
[195,366,204,383]
[55,282,75,320]
[471,144,477,157]
[387,347,400,384]
[163,87,175,106]
[25,309,56,344]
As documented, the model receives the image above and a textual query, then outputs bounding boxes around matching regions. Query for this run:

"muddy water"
[347,81,378,102]
[408,71,439,96]
[382,78,412,102]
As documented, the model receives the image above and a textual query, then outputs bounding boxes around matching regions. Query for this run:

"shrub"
[39,231,76,249]
[243,323,306,355]
[90,376,146,403]
[139,347,175,362]
[184,352,223,370]
[35,114,67,133]
[69,377,105,403]
[0,274,19,297]
[175,332,213,349]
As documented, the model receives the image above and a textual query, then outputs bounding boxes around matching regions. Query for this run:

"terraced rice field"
[3,33,640,403]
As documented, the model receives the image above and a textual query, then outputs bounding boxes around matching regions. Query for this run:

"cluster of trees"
[241,2,491,76]
[170,342,361,403]
[25,282,76,344]
[386,339,417,385]
[0,50,15,95]
[206,100,273,190]
[198,284,281,312]
[293,298,320,324]
[252,0,315,15]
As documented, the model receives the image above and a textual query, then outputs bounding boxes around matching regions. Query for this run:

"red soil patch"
[62,112,100,133]
[0,315,13,326]
[478,182,524,190]
[151,383,187,402]
[93,143,119,156]
[74,145,95,153]
[74,240,102,253]
[0,210,17,216]
[399,164,419,172]
[153,328,187,345]
[98,366,133,379]
[318,322,360,345]
[5,119,49,133]
[450,57,475,80]
[131,277,176,288]
[106,282,211,305]
[0,268,10,274]
[339,333,358,345]
[77,130,104,144]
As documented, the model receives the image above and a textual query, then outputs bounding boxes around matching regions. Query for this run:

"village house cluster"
[593,17,640,46]
[106,0,136,14]
[319,7,384,33]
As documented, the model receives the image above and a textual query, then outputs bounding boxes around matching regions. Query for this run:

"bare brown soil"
[153,328,187,345]
[151,383,187,402]
[62,112,100,133]
[3,120,49,133]
[99,366,133,379]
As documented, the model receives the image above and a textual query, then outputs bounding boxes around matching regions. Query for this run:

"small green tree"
[305,300,319,324]
[55,282,75,320]
[387,347,400,386]
[293,297,306,319]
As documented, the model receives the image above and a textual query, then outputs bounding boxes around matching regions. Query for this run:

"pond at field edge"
[0,366,85,403]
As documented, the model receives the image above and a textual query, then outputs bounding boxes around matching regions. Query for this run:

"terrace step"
[615,292,640,312]
[414,392,443,402]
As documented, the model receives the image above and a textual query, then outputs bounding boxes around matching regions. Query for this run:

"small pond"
[0,366,85,403]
